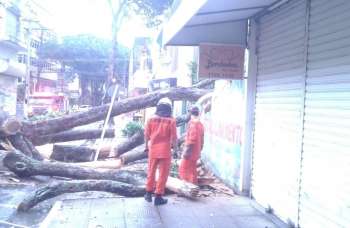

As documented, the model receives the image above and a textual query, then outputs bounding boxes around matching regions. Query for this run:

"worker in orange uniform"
[179,106,204,184]
[144,98,177,206]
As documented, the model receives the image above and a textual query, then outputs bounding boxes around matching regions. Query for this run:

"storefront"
[0,60,25,116]
[163,0,350,227]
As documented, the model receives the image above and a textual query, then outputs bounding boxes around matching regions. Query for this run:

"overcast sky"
[34,0,154,47]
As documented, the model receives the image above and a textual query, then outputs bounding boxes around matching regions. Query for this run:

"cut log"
[22,87,209,138]
[167,176,199,198]
[111,130,144,157]
[8,134,43,160]
[0,111,21,136]
[32,128,115,146]
[17,180,144,211]
[49,131,144,162]
[120,146,147,165]
[3,150,146,185]
[192,79,214,89]
[33,114,189,146]
[51,144,96,162]
[49,114,189,162]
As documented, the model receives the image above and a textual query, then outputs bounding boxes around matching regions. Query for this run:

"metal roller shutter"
[251,0,307,225]
[299,0,350,227]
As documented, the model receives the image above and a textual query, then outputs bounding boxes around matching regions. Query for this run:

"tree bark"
[32,129,116,146]
[18,180,144,211]
[4,151,199,199]
[22,87,208,138]
[8,134,43,160]
[48,114,190,162]
[32,114,189,146]
[120,146,147,165]
[192,79,214,89]
[111,130,144,157]
[0,111,21,137]
[51,144,96,162]
[3,151,146,185]
[49,130,144,162]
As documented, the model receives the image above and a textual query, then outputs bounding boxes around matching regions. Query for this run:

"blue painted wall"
[200,80,245,192]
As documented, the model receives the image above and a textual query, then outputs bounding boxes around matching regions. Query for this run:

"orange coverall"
[179,119,204,184]
[145,116,177,195]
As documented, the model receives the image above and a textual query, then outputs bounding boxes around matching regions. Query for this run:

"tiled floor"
[41,196,288,228]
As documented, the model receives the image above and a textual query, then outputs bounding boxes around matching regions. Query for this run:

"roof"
[162,0,281,46]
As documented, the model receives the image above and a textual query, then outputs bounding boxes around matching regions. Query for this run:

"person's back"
[179,106,204,184]
[185,119,204,161]
[144,98,177,206]
[146,115,177,159]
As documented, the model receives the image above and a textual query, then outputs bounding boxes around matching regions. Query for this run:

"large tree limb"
[120,145,147,165]
[4,151,199,199]
[32,129,116,146]
[48,114,190,162]
[3,150,146,185]
[22,87,208,138]
[0,111,21,137]
[32,114,189,146]
[18,180,144,211]
[8,134,43,160]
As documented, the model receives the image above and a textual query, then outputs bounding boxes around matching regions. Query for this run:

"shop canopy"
[162,0,279,46]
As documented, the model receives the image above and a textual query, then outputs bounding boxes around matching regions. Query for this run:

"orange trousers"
[146,158,171,195]
[179,159,198,184]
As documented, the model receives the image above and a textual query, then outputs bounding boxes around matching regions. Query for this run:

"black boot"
[144,191,152,202]
[154,195,168,206]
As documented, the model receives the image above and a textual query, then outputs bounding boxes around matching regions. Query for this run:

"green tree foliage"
[38,35,130,105]
[38,34,129,82]
[130,0,174,27]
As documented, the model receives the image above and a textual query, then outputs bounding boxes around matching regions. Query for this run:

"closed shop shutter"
[251,0,307,224]
[299,0,350,227]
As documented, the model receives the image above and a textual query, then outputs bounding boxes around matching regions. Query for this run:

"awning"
[162,0,279,46]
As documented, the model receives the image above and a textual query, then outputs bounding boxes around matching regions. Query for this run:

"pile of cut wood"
[0,81,214,212]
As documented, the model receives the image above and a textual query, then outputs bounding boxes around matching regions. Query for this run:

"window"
[5,9,19,41]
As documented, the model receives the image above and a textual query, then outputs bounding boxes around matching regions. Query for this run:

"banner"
[199,80,245,191]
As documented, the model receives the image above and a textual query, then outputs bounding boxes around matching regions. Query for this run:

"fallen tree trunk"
[33,113,189,146]
[120,146,147,165]
[22,87,208,138]
[8,134,43,160]
[167,176,200,198]
[4,151,199,199]
[49,114,189,162]
[18,180,144,211]
[0,111,21,137]
[32,128,116,146]
[3,150,146,185]
[51,144,96,162]
[49,131,144,162]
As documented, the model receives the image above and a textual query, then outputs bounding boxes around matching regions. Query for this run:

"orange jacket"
[145,116,177,159]
[185,119,204,161]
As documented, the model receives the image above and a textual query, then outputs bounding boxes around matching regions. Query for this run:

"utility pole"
[25,23,31,107]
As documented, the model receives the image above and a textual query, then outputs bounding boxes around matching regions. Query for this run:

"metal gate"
[299,0,350,227]
[251,0,307,225]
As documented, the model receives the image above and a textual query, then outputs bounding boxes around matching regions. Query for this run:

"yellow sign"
[198,43,245,80]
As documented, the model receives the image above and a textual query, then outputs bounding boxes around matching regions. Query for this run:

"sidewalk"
[40,196,288,228]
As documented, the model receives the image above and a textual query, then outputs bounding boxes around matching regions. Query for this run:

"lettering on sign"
[199,43,245,80]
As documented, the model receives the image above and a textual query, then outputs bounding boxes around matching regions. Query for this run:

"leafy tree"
[106,0,173,83]
[38,34,130,105]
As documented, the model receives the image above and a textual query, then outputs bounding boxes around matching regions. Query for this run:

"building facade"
[0,1,26,116]
[164,0,350,227]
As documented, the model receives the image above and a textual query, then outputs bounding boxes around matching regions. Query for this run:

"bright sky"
[35,0,155,48]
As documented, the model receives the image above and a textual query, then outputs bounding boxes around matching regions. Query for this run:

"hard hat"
[157,97,172,106]
[190,105,200,116]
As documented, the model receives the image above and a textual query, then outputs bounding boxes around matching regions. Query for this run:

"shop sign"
[199,43,245,80]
